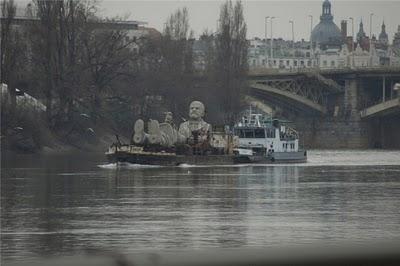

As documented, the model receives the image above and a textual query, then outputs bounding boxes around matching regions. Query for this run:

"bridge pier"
[294,118,370,149]
[343,78,360,120]
[294,75,400,149]
[369,115,400,149]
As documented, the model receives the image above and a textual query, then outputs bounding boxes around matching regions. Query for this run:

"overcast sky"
[16,0,400,41]
[98,0,400,41]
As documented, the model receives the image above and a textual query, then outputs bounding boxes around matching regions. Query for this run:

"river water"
[1,150,400,262]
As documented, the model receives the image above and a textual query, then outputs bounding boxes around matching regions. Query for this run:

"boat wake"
[97,162,162,169]
[97,162,260,169]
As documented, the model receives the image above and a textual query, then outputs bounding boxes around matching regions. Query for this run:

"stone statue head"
[164,112,173,123]
[189,101,205,120]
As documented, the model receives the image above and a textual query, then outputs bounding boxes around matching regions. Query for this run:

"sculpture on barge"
[132,101,211,149]
[106,101,238,165]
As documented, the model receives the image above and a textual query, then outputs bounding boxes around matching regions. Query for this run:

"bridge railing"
[248,66,400,76]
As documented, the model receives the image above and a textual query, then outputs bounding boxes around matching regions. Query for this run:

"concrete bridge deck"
[360,98,400,119]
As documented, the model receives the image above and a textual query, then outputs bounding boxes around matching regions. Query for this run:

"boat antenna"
[249,104,252,126]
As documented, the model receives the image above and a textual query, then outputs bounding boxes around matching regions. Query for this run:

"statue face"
[189,101,205,120]
[165,112,173,122]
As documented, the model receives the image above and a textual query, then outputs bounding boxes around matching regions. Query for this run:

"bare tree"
[0,0,26,107]
[159,7,195,117]
[214,0,248,125]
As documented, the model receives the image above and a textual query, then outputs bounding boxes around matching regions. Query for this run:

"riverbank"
[1,129,129,155]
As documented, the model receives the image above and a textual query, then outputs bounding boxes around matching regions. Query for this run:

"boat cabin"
[234,112,299,154]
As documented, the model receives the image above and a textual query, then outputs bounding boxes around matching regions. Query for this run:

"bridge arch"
[248,80,328,114]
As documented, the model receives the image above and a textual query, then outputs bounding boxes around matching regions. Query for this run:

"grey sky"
[98,0,400,41]
[15,0,400,41]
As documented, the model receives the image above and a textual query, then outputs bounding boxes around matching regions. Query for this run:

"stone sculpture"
[132,101,211,147]
[178,101,211,143]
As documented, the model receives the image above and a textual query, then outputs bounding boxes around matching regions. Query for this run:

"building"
[247,0,400,71]
[356,20,367,43]
[311,0,342,50]
[247,38,317,70]
[393,25,400,49]
[378,21,389,50]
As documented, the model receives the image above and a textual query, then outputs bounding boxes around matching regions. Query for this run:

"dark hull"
[106,150,307,166]
[107,151,236,166]
[234,151,307,164]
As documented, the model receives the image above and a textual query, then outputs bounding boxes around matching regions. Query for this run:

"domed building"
[311,0,342,49]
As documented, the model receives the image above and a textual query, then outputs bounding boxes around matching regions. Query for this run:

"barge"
[106,112,307,166]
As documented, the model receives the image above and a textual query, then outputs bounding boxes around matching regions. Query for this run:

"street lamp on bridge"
[289,20,294,49]
[308,15,313,58]
[270,17,276,63]
[349,17,355,68]
[369,13,374,66]
[265,16,269,58]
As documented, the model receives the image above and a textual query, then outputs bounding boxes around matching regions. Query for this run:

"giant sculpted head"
[189,101,205,121]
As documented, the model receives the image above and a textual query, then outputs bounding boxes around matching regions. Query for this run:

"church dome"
[311,0,342,48]
[311,21,342,45]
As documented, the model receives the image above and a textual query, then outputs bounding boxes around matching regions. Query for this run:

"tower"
[341,20,347,41]
[378,20,389,46]
[357,19,366,43]
[393,25,400,49]
[321,0,333,20]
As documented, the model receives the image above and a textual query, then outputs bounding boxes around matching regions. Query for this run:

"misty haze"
[1,0,400,265]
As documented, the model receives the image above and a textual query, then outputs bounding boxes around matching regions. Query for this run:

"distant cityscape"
[243,0,400,71]
[8,0,400,73]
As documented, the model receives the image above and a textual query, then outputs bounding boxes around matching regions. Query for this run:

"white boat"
[233,109,307,163]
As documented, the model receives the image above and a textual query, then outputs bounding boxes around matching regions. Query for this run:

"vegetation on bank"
[0,0,248,153]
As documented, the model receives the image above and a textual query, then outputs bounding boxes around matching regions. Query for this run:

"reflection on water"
[1,151,400,261]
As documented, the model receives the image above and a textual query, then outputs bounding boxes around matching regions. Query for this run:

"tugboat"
[233,108,307,163]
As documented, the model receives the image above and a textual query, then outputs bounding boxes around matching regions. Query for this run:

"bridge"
[246,67,400,148]
[248,71,343,115]
[360,98,400,119]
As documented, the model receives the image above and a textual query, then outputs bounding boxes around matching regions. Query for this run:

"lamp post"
[265,16,269,57]
[369,13,373,43]
[289,20,294,48]
[369,13,374,66]
[270,16,275,63]
[349,17,354,68]
[309,15,313,58]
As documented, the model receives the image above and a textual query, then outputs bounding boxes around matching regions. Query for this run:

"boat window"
[234,129,241,137]
[244,130,254,138]
[266,128,275,138]
[254,129,265,138]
